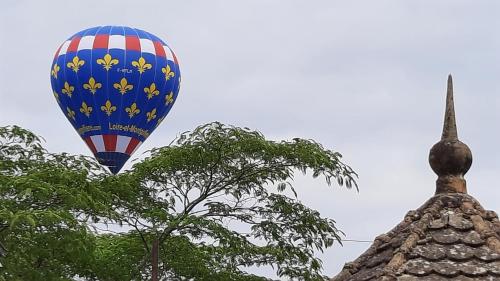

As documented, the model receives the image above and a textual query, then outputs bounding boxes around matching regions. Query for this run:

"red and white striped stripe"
[55,35,178,64]
[84,135,142,155]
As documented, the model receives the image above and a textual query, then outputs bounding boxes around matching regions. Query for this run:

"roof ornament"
[429,75,472,194]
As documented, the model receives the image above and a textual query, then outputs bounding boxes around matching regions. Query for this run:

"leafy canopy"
[0,123,357,281]
[0,126,110,281]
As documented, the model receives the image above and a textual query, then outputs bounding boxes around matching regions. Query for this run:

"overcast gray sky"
[1,0,500,279]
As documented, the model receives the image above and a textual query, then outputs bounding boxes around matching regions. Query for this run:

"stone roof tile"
[330,194,500,281]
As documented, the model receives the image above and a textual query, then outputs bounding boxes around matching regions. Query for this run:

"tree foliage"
[0,126,109,281]
[0,123,357,281]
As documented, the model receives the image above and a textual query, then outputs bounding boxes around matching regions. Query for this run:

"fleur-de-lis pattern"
[131,57,152,74]
[80,102,93,117]
[51,64,60,79]
[53,91,60,104]
[156,116,165,127]
[144,83,159,99]
[96,54,119,71]
[67,56,85,72]
[165,91,174,105]
[66,107,76,120]
[162,65,175,81]
[113,78,133,95]
[50,26,181,174]
[125,103,140,118]
[83,77,102,94]
[146,108,157,122]
[101,100,116,116]
[62,82,74,97]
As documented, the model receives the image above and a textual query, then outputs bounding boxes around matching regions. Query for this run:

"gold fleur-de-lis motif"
[101,100,116,116]
[51,63,60,79]
[67,56,85,72]
[131,57,152,74]
[80,102,93,117]
[156,115,165,127]
[161,65,175,81]
[53,91,60,104]
[113,78,133,95]
[62,82,74,97]
[146,108,157,122]
[144,83,159,99]
[83,77,102,94]
[96,54,119,71]
[165,91,174,105]
[66,107,76,120]
[125,103,140,118]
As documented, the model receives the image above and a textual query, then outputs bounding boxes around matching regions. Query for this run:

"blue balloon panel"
[50,26,181,174]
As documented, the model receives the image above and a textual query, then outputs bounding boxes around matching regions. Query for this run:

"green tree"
[95,122,357,281]
[0,126,111,281]
[0,123,357,281]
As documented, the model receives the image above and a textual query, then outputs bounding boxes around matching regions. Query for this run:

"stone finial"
[429,75,472,194]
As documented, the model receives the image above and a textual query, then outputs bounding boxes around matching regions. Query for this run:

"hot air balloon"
[50,26,181,174]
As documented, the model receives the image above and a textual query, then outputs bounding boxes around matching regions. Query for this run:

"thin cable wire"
[340,239,372,243]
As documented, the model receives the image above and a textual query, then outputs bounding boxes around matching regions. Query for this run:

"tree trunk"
[152,237,159,281]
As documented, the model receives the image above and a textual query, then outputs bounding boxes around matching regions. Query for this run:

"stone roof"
[330,76,500,281]
[330,193,500,281]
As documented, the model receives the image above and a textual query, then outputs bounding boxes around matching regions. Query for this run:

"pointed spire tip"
[442,74,457,140]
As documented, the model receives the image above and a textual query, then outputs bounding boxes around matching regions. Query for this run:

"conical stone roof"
[331,76,500,281]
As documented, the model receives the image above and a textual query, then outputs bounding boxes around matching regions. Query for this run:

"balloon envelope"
[50,26,181,174]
